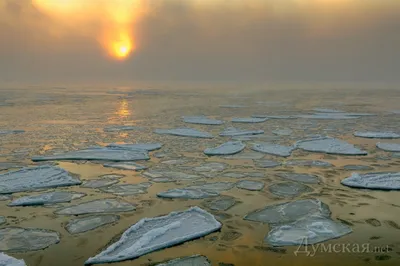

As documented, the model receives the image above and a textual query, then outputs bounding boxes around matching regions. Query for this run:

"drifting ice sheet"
[354,131,400,139]
[66,215,120,234]
[154,128,213,138]
[252,143,295,157]
[285,160,333,168]
[55,199,135,215]
[84,207,221,265]
[295,137,367,155]
[204,141,245,156]
[100,183,152,196]
[0,228,60,252]
[32,148,150,162]
[157,188,219,199]
[0,165,81,194]
[156,255,211,266]
[231,117,268,123]
[8,192,86,206]
[268,182,313,198]
[106,143,162,151]
[266,215,352,246]
[244,199,330,224]
[236,180,264,191]
[183,116,224,125]
[376,143,400,152]
[0,252,26,266]
[276,172,320,184]
[341,172,400,190]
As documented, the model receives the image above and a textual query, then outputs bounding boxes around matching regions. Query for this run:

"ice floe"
[0,165,81,194]
[276,173,320,184]
[254,160,281,168]
[219,127,264,137]
[100,183,152,196]
[295,137,367,155]
[252,143,295,157]
[0,228,60,252]
[143,171,201,183]
[193,162,227,172]
[32,147,150,162]
[252,115,297,119]
[156,255,211,266]
[183,116,224,125]
[0,252,26,266]
[82,179,120,188]
[376,142,400,152]
[231,117,268,123]
[266,215,352,246]
[343,165,373,171]
[106,143,162,151]
[65,215,119,234]
[236,180,264,191]
[84,207,221,265]
[204,141,245,156]
[55,199,135,215]
[103,162,148,171]
[157,189,219,199]
[341,172,400,190]
[285,160,333,168]
[268,182,313,198]
[187,182,236,192]
[154,128,213,138]
[272,129,293,136]
[202,196,237,211]
[244,199,330,224]
[0,216,5,225]
[354,131,400,139]
[8,192,86,206]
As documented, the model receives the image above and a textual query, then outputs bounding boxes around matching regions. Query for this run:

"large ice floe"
[8,192,86,206]
[0,252,26,266]
[276,172,320,184]
[219,127,264,137]
[32,147,150,162]
[103,126,141,132]
[0,228,60,252]
[354,131,400,139]
[154,128,213,138]
[295,137,367,155]
[0,165,81,194]
[252,115,297,120]
[156,255,211,266]
[100,183,152,196]
[268,182,313,198]
[244,199,351,246]
[106,143,162,151]
[252,143,295,157]
[231,117,268,123]
[254,159,281,168]
[202,196,237,211]
[182,116,224,125]
[55,199,135,215]
[84,207,221,265]
[266,215,352,246]
[376,142,400,152]
[157,188,219,199]
[204,141,245,156]
[65,215,120,234]
[341,172,400,190]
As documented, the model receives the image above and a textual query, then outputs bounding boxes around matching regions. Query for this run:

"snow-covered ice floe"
[32,147,150,162]
[85,207,221,265]
[154,128,213,138]
[295,137,367,155]
[0,252,26,266]
[204,141,245,156]
[341,172,400,190]
[0,165,81,194]
[183,116,224,125]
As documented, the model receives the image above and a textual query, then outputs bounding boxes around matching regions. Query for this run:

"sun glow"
[32,0,146,60]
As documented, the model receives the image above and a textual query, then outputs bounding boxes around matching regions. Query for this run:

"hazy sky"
[1,0,400,84]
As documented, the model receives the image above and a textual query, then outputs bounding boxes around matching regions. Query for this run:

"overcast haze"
[1,0,400,85]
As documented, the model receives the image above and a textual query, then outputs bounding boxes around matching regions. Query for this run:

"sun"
[110,35,133,60]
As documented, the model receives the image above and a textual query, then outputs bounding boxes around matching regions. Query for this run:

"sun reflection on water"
[116,99,131,119]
